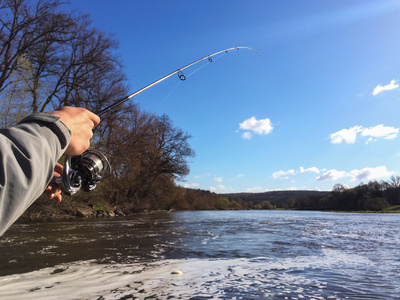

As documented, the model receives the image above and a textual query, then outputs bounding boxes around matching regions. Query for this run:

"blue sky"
[67,0,400,193]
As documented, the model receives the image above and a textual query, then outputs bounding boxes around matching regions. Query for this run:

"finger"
[52,190,62,203]
[54,163,63,175]
[53,194,62,203]
[87,111,100,128]
[45,183,61,199]
[44,188,53,199]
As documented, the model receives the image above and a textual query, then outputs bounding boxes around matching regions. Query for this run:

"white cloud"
[316,169,347,181]
[361,124,398,143]
[330,126,363,144]
[316,166,394,183]
[349,166,394,182]
[246,186,266,192]
[183,183,199,188]
[237,174,245,178]
[242,132,252,140]
[286,187,298,191]
[299,166,320,174]
[273,169,296,179]
[273,167,320,180]
[372,79,399,96]
[239,116,273,139]
[214,177,223,183]
[330,124,398,144]
[194,173,211,179]
[210,185,226,192]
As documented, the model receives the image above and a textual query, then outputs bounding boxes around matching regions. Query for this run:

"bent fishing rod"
[59,46,259,195]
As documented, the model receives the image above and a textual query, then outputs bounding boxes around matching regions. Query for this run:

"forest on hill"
[224,178,400,212]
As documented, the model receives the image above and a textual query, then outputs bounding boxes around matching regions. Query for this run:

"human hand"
[44,163,63,203]
[46,106,100,155]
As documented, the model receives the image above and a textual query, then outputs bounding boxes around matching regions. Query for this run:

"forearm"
[0,114,71,236]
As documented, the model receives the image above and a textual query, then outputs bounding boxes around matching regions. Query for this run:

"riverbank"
[323,205,400,214]
[18,194,400,226]
[19,196,136,223]
[384,205,400,212]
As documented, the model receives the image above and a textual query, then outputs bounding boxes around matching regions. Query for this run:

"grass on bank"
[383,205,400,213]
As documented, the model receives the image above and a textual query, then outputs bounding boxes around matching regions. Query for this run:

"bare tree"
[100,105,195,210]
[390,176,400,188]
[0,0,127,119]
[147,114,195,181]
[1,0,69,92]
[0,52,31,126]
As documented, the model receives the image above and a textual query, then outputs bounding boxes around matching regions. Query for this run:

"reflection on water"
[0,212,178,275]
[0,210,399,299]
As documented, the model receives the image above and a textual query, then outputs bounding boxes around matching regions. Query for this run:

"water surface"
[0,210,399,299]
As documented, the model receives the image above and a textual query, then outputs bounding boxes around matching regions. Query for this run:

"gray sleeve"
[0,113,71,236]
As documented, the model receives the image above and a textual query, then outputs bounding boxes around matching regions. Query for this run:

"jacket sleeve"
[0,113,71,236]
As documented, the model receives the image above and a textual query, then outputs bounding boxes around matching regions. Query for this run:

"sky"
[66,0,400,193]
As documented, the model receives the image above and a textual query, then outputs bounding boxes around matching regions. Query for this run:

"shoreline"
[17,206,400,226]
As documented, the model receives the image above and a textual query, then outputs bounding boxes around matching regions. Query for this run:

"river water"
[0,210,399,299]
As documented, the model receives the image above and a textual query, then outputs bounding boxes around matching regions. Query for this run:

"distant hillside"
[222,190,330,205]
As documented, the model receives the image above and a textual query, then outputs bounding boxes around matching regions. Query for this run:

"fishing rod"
[58,46,259,195]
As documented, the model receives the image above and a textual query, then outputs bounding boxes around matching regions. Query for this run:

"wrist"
[19,113,71,149]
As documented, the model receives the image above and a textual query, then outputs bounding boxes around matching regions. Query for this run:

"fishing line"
[155,81,183,111]
[155,52,227,110]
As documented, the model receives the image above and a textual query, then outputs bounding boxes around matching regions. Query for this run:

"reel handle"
[55,149,110,196]
[55,155,82,196]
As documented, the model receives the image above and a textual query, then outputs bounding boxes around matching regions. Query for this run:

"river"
[0,210,399,299]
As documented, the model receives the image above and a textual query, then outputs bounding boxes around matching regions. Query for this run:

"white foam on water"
[0,248,384,300]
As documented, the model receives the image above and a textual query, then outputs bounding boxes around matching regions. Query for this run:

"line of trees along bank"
[111,177,400,213]
[280,178,400,212]
[320,179,400,211]
[185,178,400,212]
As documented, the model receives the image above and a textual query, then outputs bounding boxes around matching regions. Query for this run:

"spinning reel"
[56,149,111,196]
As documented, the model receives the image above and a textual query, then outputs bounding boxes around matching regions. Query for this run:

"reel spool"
[57,149,111,196]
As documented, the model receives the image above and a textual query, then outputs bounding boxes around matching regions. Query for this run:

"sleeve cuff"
[18,113,71,150]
